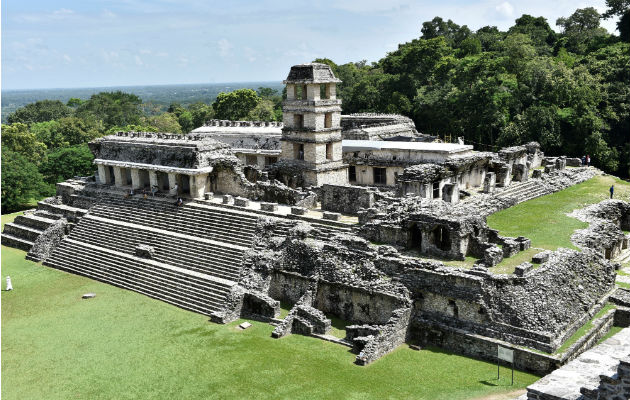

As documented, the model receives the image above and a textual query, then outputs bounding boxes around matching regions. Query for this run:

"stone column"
[168,173,178,196]
[149,171,158,188]
[97,165,108,184]
[130,168,142,189]
[192,174,207,199]
[113,167,124,187]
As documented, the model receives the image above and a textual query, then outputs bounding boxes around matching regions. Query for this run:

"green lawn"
[554,304,616,355]
[1,244,540,400]
[487,175,630,251]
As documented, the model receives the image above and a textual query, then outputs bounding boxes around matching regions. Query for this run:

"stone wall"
[320,184,376,215]
[355,306,412,365]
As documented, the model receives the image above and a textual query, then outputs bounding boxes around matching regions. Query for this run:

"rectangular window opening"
[373,168,387,185]
[294,143,304,160]
[324,112,333,129]
[349,166,357,182]
[326,143,333,160]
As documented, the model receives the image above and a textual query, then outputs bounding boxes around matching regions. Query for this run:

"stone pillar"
[130,168,142,189]
[442,183,460,204]
[191,174,207,199]
[149,171,158,188]
[513,164,529,182]
[483,172,496,193]
[97,165,108,184]
[168,173,178,196]
[113,167,124,187]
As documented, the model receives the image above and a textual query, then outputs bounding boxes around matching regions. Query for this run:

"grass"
[618,281,630,289]
[554,304,616,355]
[597,326,623,345]
[1,244,540,400]
[487,175,630,251]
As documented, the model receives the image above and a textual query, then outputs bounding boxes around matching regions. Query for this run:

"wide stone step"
[44,257,221,315]
[45,241,231,308]
[1,234,34,251]
[3,223,44,242]
[13,214,57,230]
[89,207,255,246]
[70,220,245,278]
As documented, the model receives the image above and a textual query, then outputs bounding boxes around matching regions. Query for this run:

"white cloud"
[63,54,72,63]
[495,1,514,18]
[134,55,143,66]
[102,9,117,18]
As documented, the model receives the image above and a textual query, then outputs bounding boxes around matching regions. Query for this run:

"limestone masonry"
[2,63,628,394]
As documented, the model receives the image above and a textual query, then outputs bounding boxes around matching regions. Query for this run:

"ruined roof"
[342,140,473,153]
[283,63,341,84]
[190,120,283,136]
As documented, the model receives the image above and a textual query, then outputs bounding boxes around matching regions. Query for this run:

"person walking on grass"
[6,276,13,291]
[610,185,614,199]
[586,154,591,167]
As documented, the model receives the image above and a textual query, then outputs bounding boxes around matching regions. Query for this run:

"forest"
[2,3,628,213]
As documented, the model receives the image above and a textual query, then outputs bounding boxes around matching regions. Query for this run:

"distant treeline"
[1,82,284,123]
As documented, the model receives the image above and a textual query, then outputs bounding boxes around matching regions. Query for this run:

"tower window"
[320,84,328,99]
[324,112,333,128]
[326,143,333,160]
[294,143,304,160]
[373,168,387,185]
[294,114,304,129]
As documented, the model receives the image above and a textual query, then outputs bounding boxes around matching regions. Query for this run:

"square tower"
[280,63,348,187]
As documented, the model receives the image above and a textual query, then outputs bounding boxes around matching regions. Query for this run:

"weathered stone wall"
[320,184,376,214]
[355,306,412,365]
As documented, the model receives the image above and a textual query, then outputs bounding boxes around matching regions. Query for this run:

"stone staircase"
[42,195,260,315]
[1,200,88,252]
[494,180,548,203]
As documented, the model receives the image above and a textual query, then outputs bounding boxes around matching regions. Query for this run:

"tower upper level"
[284,63,341,103]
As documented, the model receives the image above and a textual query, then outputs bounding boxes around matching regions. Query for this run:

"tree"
[147,113,182,133]
[76,91,142,129]
[178,111,194,133]
[501,33,537,71]
[602,0,630,41]
[257,87,279,98]
[421,17,471,47]
[1,123,47,164]
[556,8,608,54]
[39,144,95,184]
[188,102,214,128]
[7,100,72,125]
[1,147,47,213]
[247,99,277,121]
[458,37,482,57]
[212,89,261,120]
[508,14,556,54]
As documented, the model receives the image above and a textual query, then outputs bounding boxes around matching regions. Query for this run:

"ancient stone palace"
[2,63,629,400]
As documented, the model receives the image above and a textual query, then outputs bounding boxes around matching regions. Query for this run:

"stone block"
[442,182,460,204]
[260,202,279,212]
[234,197,250,207]
[291,207,307,216]
[532,251,550,264]
[517,236,531,251]
[514,262,534,277]
[204,192,214,200]
[544,165,555,174]
[484,246,503,266]
[135,244,155,259]
[555,156,566,170]
[222,195,233,204]
[532,169,542,179]
[502,238,520,258]
[566,157,582,167]
[323,211,341,221]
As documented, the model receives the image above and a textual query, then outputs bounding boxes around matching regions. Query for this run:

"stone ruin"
[2,63,628,390]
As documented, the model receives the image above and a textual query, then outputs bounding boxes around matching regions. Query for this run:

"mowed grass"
[487,174,630,251]
[1,243,540,400]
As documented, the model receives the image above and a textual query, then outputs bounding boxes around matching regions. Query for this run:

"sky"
[1,0,621,90]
